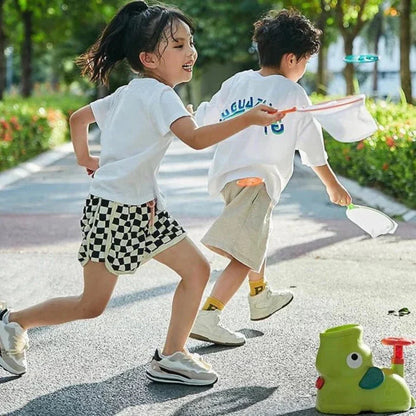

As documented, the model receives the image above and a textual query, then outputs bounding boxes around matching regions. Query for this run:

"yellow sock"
[249,278,266,296]
[202,296,225,311]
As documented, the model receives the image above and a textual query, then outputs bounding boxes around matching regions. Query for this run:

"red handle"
[381,337,415,365]
[279,106,297,115]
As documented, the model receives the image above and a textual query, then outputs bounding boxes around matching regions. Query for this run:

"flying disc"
[346,204,398,238]
[236,177,264,187]
[280,95,378,142]
[343,54,379,64]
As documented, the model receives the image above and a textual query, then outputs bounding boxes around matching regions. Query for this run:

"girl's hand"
[326,183,352,206]
[244,104,285,126]
[186,104,195,115]
[81,156,99,176]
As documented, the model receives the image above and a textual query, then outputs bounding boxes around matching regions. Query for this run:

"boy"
[190,9,351,346]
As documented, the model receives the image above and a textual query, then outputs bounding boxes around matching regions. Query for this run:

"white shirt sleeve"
[90,94,113,130]
[194,76,235,126]
[296,113,328,166]
[152,87,191,136]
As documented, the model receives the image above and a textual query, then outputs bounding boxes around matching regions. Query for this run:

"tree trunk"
[21,10,33,97]
[343,36,355,95]
[0,0,6,100]
[372,11,383,97]
[317,44,328,95]
[400,0,412,103]
[316,5,328,95]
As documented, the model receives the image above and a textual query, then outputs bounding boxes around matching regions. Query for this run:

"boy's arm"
[312,164,352,206]
[69,105,100,174]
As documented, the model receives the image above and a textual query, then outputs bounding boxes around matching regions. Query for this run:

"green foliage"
[0,94,87,172]
[172,0,268,67]
[319,96,416,208]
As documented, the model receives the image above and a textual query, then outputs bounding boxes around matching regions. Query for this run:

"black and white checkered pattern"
[78,195,185,274]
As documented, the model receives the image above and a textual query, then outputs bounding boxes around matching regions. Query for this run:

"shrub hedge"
[313,96,416,209]
[0,95,87,172]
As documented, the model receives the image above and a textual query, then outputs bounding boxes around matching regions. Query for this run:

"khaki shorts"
[202,181,273,272]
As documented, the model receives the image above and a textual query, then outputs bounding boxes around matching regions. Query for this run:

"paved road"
[0,134,415,416]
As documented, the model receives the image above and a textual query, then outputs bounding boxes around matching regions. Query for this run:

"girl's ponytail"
[77,1,149,85]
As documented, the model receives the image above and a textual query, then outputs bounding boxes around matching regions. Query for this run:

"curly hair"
[253,9,321,68]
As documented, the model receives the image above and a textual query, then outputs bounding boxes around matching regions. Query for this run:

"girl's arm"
[312,164,352,206]
[69,105,100,174]
[170,104,283,150]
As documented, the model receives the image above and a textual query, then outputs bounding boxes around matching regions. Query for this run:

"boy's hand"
[326,183,352,206]
[245,104,285,126]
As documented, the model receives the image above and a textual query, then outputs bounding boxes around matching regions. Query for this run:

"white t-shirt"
[90,78,190,209]
[195,70,328,205]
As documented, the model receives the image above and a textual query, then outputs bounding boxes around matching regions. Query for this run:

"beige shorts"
[202,181,273,272]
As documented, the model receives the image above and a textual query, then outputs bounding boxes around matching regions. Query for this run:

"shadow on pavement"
[0,375,22,384]
[278,409,319,416]
[172,386,278,416]
[2,365,209,416]
[108,282,177,309]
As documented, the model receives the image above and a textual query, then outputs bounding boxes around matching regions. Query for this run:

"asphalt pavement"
[0,130,416,416]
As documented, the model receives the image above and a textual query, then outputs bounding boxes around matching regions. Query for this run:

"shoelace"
[8,333,29,355]
[215,314,235,335]
[184,349,212,371]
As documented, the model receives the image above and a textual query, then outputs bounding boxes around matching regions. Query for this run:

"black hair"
[253,9,321,68]
[77,1,195,85]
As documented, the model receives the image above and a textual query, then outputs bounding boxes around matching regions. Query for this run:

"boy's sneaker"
[0,306,29,375]
[190,309,246,346]
[146,348,218,386]
[249,284,293,321]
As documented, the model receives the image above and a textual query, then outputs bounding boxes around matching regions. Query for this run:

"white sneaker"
[0,306,29,375]
[249,284,293,321]
[190,309,246,346]
[146,348,218,386]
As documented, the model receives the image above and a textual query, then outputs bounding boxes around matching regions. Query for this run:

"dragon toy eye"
[346,352,363,369]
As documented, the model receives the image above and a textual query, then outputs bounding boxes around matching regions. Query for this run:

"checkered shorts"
[78,195,186,275]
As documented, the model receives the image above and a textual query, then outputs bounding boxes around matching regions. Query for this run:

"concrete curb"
[294,157,416,222]
[0,142,74,190]
[0,129,100,191]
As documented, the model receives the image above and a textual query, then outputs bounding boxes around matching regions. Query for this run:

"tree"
[335,0,382,95]
[0,0,5,100]
[399,0,412,103]
[173,0,269,68]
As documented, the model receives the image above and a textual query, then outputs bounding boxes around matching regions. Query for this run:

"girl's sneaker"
[146,348,218,386]
[0,306,29,375]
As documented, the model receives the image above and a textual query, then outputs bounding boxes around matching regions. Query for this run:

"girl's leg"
[153,237,210,356]
[210,257,251,306]
[9,261,118,330]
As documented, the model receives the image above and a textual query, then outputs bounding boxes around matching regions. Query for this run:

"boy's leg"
[190,257,249,346]
[0,261,118,375]
[147,236,218,386]
[210,258,250,305]
[247,260,293,321]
